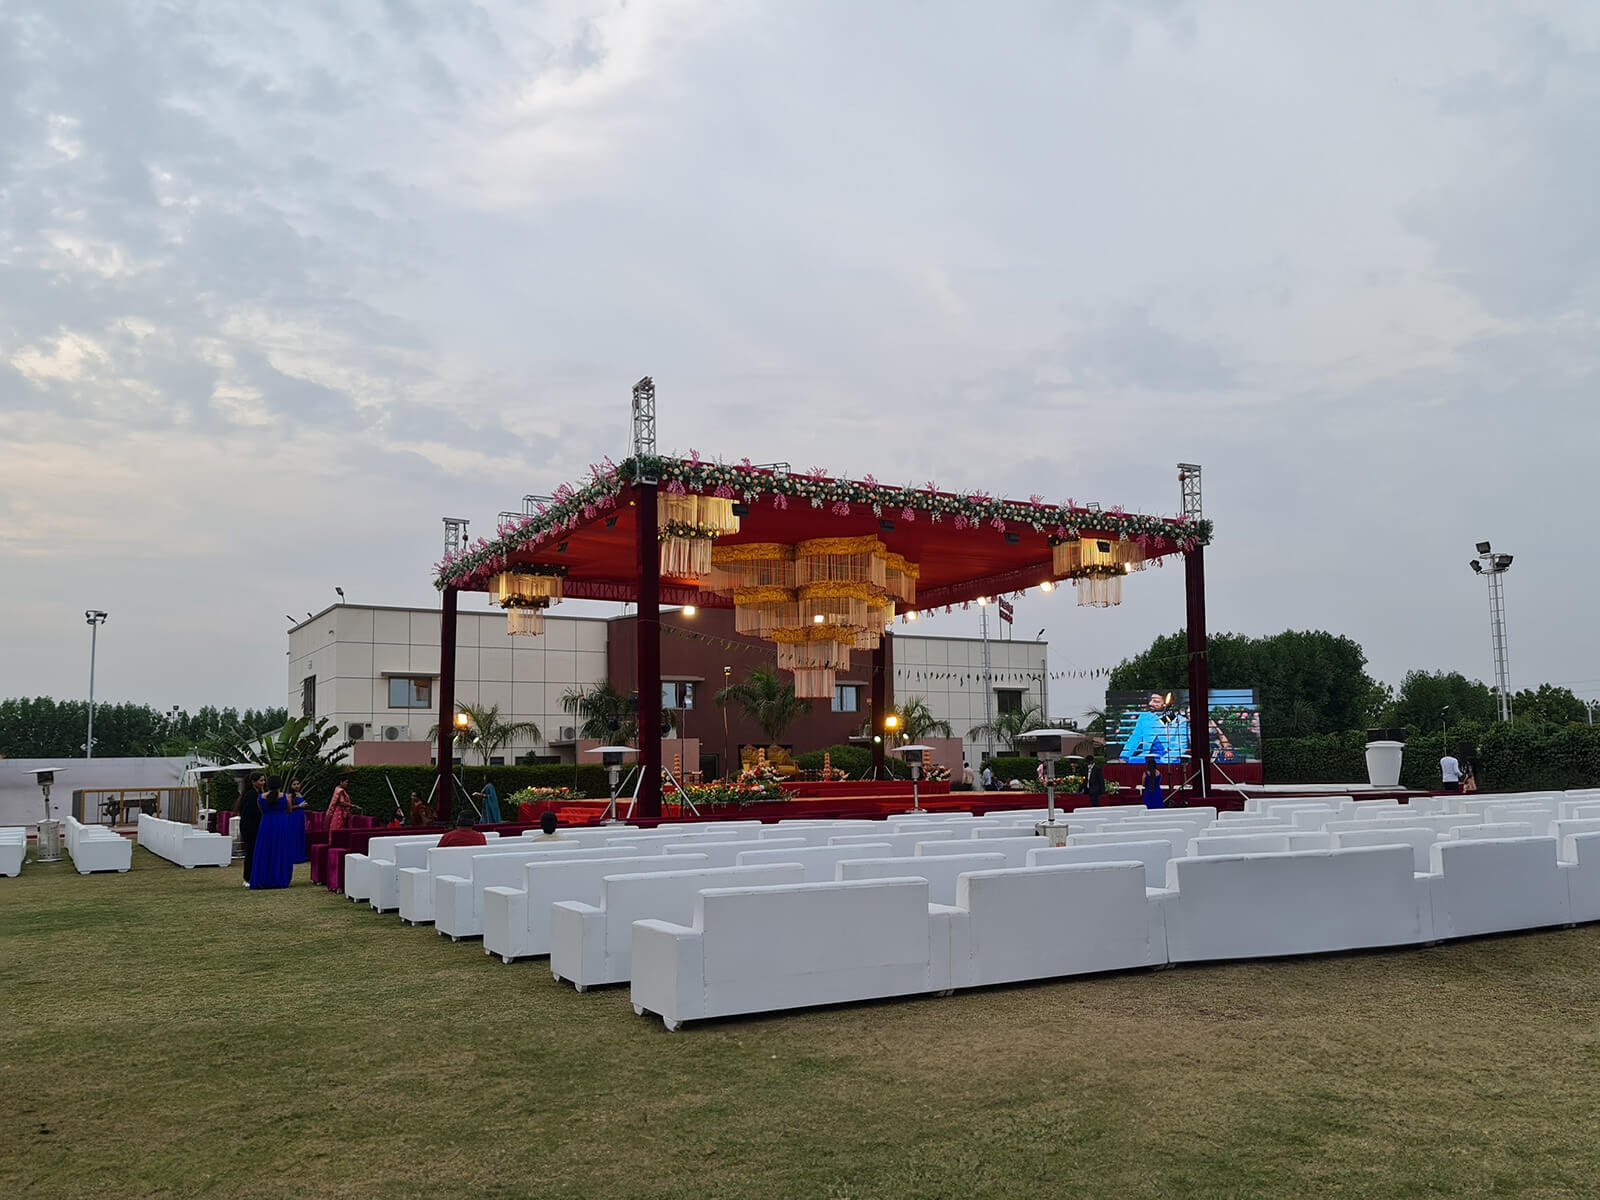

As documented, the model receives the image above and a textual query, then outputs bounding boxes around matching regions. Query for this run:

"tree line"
[1106,630,1590,736]
[0,698,288,760]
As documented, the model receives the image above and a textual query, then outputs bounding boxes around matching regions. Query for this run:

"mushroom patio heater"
[891,745,934,814]
[1020,730,1070,846]
[24,768,65,861]
[585,745,638,825]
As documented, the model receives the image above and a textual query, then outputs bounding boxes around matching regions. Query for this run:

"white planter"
[1365,741,1404,789]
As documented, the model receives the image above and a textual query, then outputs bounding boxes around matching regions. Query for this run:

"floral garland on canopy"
[432,454,1213,592]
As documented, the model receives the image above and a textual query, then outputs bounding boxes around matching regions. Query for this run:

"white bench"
[632,877,951,1030]
[1424,838,1572,941]
[945,863,1168,989]
[734,843,894,881]
[1065,828,1194,857]
[1563,832,1600,923]
[829,831,955,856]
[1189,833,1296,857]
[836,852,1006,904]
[1480,804,1557,835]
[401,842,649,924]
[913,836,1043,868]
[436,847,657,941]
[482,852,709,962]
[661,837,807,868]
[136,813,231,868]
[1329,827,1439,872]
[551,863,805,990]
[1026,841,1173,889]
[1451,822,1535,841]
[1550,818,1600,846]
[0,828,24,878]
[344,835,444,903]
[1162,846,1427,963]
[63,816,132,874]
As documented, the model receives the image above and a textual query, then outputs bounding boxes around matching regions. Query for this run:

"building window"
[388,677,433,709]
[832,685,861,713]
[662,681,696,709]
[995,689,1024,716]
[301,676,316,719]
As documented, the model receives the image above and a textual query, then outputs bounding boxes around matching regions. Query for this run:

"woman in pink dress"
[325,775,355,834]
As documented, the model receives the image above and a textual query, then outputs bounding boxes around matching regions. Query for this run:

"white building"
[288,603,1050,767]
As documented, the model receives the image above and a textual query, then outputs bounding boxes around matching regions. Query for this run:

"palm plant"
[226,716,353,800]
[967,702,1067,754]
[893,696,953,742]
[452,702,541,766]
[715,666,811,747]
[560,680,638,744]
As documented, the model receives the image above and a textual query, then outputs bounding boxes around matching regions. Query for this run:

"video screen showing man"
[1117,691,1190,764]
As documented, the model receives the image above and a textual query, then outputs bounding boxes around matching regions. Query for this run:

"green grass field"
[4,847,1599,1199]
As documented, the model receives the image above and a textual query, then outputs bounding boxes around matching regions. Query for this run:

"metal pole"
[870,637,888,780]
[436,587,458,821]
[636,481,663,819]
[87,620,98,759]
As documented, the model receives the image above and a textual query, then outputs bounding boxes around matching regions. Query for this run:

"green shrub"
[1263,724,1600,790]
[793,744,908,779]
[339,764,610,817]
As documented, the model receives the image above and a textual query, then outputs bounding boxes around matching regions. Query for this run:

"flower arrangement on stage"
[736,761,785,792]
[431,454,1213,592]
[924,763,951,782]
[656,520,722,542]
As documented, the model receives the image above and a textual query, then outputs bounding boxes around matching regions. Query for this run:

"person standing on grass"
[1141,758,1164,809]
[237,772,265,887]
[249,776,296,889]
[1439,749,1463,793]
[1085,758,1106,807]
[285,779,309,864]
[326,775,355,834]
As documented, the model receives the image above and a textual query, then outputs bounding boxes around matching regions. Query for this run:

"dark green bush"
[340,764,610,817]
[1264,724,1600,791]
[793,744,908,779]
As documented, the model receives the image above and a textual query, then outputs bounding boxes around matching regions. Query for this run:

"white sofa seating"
[631,877,951,1030]
[0,828,25,878]
[1480,804,1556,835]
[734,843,895,881]
[1549,818,1600,846]
[1026,841,1173,888]
[1451,822,1535,840]
[661,837,807,868]
[64,816,132,874]
[136,813,232,868]
[1562,832,1600,923]
[1190,833,1296,857]
[551,862,805,990]
[1065,827,1194,856]
[944,862,1169,989]
[758,825,881,847]
[829,831,954,855]
[606,830,746,849]
[401,842,650,924]
[1330,827,1439,871]
[836,852,1007,904]
[913,836,1042,868]
[481,852,709,962]
[1425,838,1572,940]
[344,835,444,902]
[1162,846,1427,963]
[436,848,658,941]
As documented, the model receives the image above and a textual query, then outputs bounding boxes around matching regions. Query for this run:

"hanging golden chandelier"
[658,494,741,583]
[491,566,567,635]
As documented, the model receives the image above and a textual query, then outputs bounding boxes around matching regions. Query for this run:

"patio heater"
[586,745,637,825]
[1020,730,1071,846]
[24,768,65,861]
[891,745,934,814]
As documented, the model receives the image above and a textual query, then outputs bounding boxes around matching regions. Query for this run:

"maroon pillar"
[436,586,458,822]
[636,483,663,818]
[870,634,889,779]
[1185,546,1212,799]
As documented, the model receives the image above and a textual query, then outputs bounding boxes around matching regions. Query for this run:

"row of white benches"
[63,816,132,874]
[136,813,232,869]
[0,827,25,877]
[334,799,1600,1030]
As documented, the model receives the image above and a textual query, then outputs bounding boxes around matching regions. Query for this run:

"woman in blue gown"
[249,776,296,889]
[285,779,309,864]
[1141,758,1165,809]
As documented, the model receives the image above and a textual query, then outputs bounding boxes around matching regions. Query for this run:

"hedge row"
[1264,723,1600,791]
[203,764,612,814]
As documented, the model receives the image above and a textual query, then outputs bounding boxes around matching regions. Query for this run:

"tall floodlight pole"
[1178,464,1211,799]
[85,610,108,758]
[1469,542,1514,722]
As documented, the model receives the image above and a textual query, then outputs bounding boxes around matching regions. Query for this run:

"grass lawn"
[4,847,1599,1199]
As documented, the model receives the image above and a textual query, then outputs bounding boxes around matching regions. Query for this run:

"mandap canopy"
[432,455,1214,818]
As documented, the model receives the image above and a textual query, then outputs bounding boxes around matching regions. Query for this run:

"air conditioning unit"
[347,723,366,741]
[560,726,576,741]
[384,725,407,741]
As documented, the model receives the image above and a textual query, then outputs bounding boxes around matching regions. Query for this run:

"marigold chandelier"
[491,565,567,635]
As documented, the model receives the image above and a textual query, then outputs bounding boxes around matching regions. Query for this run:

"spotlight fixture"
[812,613,826,624]
[731,503,750,517]
[878,519,895,532]
[1004,532,1019,544]
[335,586,344,601]
[906,609,917,621]
[976,596,988,606]
[682,605,697,616]
[604,515,618,529]
[1039,580,1054,592]
[1469,560,1482,574]
[1476,541,1492,555]
[556,542,569,553]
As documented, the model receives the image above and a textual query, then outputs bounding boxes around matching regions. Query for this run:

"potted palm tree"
[714,666,811,778]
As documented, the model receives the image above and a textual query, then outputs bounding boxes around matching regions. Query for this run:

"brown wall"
[607,608,892,774]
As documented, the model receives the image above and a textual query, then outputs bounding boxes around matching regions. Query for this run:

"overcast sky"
[3,0,1598,727]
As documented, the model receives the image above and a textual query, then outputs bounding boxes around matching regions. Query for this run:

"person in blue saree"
[1140,758,1165,810]
[249,776,297,889]
[285,778,309,864]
